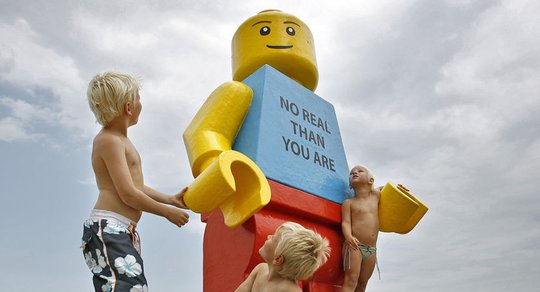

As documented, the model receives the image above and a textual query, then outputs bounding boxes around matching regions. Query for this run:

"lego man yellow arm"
[183,81,271,228]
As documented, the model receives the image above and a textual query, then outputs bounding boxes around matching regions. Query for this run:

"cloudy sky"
[1,0,539,291]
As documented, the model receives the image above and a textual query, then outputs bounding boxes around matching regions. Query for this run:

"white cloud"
[0,18,91,140]
[435,0,540,113]
[0,97,54,122]
[0,116,34,141]
[427,104,500,141]
[0,97,53,142]
[0,19,83,96]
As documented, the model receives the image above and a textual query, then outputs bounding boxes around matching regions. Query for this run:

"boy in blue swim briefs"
[341,165,380,292]
[81,71,190,291]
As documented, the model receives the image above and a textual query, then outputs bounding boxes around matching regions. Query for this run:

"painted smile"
[266,45,293,49]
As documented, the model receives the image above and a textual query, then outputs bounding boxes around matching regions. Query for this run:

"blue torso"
[233,65,349,204]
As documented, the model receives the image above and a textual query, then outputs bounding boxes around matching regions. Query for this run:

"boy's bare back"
[239,263,301,292]
[92,129,144,223]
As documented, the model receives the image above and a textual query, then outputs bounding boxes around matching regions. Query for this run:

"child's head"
[87,70,140,126]
[259,221,330,281]
[349,165,375,190]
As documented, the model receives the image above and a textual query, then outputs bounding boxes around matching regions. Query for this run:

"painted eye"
[260,26,270,36]
[286,27,295,36]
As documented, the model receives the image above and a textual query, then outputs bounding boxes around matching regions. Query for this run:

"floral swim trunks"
[81,209,147,292]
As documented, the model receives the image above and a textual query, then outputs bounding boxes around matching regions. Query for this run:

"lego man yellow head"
[232,10,318,91]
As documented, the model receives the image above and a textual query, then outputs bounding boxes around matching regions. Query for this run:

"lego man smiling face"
[232,10,319,91]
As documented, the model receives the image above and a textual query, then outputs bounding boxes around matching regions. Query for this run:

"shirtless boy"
[235,221,330,292]
[81,71,189,291]
[341,165,380,292]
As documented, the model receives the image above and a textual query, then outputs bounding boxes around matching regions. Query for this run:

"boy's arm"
[99,136,189,226]
[234,263,263,292]
[143,186,189,209]
[341,200,359,250]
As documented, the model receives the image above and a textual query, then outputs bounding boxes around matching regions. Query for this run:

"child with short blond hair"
[235,221,331,292]
[82,70,190,291]
[341,165,380,292]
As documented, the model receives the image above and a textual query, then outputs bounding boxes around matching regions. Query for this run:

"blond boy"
[235,221,331,292]
[81,71,190,291]
[341,165,380,292]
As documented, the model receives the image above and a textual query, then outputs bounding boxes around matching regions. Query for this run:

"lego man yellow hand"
[379,182,428,234]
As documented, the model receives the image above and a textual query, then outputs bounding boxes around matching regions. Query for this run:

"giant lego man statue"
[182,10,428,291]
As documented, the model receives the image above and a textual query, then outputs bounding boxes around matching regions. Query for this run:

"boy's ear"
[369,178,374,184]
[124,103,132,115]
[273,255,284,266]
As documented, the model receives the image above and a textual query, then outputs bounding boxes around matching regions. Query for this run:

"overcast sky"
[1,0,539,291]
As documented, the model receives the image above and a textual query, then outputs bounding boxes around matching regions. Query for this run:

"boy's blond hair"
[87,71,140,126]
[348,165,376,195]
[274,222,330,281]
[362,165,374,181]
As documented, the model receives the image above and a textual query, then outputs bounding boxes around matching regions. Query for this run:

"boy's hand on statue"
[171,187,189,209]
[166,207,190,227]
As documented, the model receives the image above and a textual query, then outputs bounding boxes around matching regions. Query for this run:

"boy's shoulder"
[94,129,126,143]
[273,278,301,292]
[343,197,354,203]
[253,262,269,275]
[251,263,300,292]
[343,196,361,203]
[373,188,381,199]
[342,197,356,207]
[92,130,128,154]
[249,263,269,289]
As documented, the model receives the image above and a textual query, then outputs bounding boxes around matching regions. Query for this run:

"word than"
[290,120,325,149]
